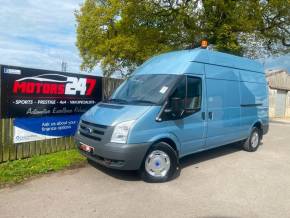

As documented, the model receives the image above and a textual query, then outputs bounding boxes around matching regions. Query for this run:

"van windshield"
[109,74,180,105]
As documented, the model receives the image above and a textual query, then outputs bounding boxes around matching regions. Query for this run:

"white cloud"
[0,0,101,74]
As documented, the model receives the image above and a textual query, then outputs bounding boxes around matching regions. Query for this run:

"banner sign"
[0,65,102,118]
[14,115,80,144]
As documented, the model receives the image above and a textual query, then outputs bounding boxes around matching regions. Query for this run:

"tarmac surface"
[0,122,290,218]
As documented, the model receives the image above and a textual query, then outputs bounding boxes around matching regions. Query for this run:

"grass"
[0,149,86,187]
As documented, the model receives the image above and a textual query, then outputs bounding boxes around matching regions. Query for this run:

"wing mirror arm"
[156,101,168,122]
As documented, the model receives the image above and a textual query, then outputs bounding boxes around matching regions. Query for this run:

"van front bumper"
[75,135,150,170]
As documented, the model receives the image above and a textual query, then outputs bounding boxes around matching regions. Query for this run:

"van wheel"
[140,142,179,183]
[243,127,261,152]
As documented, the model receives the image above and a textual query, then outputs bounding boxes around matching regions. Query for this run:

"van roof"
[134,49,264,75]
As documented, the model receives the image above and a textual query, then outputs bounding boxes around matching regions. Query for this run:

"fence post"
[9,118,17,160]
[0,119,2,163]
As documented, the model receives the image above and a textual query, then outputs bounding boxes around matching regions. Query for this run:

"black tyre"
[243,127,261,152]
[140,142,180,183]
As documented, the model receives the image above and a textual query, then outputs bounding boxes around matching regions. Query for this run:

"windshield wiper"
[129,99,156,105]
[108,98,128,104]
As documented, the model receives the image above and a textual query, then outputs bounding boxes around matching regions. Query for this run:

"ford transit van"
[75,49,269,182]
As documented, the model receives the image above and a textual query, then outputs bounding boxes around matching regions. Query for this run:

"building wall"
[268,87,290,118]
[286,91,290,118]
[268,88,276,118]
[266,70,290,119]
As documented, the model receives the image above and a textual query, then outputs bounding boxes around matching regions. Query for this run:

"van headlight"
[110,120,135,144]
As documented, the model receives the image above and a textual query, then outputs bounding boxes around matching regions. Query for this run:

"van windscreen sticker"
[159,86,168,94]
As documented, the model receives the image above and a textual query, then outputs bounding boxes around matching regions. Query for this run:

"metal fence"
[0,77,122,163]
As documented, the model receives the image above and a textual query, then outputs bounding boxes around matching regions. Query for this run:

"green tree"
[76,0,290,77]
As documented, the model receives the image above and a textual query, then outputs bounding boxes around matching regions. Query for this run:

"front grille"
[82,120,108,129]
[80,126,104,135]
[79,120,108,141]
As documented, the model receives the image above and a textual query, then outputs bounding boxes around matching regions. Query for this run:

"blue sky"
[0,0,289,74]
[262,55,290,72]
[0,0,94,74]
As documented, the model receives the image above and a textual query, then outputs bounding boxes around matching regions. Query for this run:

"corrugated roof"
[266,70,290,91]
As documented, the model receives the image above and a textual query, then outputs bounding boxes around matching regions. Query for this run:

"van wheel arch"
[153,138,179,156]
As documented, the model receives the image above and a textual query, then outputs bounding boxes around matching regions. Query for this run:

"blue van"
[75,49,269,182]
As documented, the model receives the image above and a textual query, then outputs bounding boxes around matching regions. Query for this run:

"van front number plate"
[80,143,94,153]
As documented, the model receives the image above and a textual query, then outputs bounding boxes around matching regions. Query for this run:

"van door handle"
[208,112,213,120]
[201,112,206,120]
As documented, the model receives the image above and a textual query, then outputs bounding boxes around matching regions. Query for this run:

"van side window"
[171,77,186,99]
[170,76,202,110]
[186,77,202,110]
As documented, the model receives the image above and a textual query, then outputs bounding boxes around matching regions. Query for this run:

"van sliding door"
[205,65,241,148]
